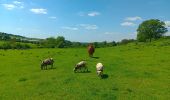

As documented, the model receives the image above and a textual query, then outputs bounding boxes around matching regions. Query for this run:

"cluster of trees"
[0,42,30,49]
[0,32,41,44]
[0,32,25,41]
[41,36,71,48]
[0,32,11,41]
[40,36,117,48]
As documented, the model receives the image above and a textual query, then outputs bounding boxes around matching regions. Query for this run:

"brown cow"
[88,44,95,57]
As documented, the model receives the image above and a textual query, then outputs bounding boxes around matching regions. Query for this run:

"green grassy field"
[0,39,170,100]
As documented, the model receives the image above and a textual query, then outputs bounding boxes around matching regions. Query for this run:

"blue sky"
[0,0,170,42]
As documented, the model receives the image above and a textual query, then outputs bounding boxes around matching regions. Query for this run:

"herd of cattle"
[40,44,104,78]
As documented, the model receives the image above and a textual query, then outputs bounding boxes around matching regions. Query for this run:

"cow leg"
[86,67,88,72]
[51,64,53,69]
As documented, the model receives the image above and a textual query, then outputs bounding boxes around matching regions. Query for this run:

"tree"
[110,41,117,46]
[93,42,99,48]
[2,42,12,49]
[42,36,66,48]
[64,40,72,48]
[119,39,135,45]
[44,37,57,48]
[72,42,81,47]
[137,19,168,42]
[56,36,65,48]
[2,35,11,41]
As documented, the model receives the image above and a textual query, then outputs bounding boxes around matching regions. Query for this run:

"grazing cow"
[73,61,88,72]
[41,58,54,70]
[96,63,104,77]
[88,44,95,57]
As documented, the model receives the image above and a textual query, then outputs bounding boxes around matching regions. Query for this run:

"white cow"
[96,63,104,77]
[73,61,88,72]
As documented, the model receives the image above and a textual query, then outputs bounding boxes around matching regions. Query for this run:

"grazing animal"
[88,44,95,57]
[74,61,88,72]
[41,58,54,70]
[96,63,104,77]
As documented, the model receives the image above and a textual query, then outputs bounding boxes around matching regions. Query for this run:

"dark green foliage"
[0,32,126,48]
[43,37,56,48]
[1,42,12,49]
[93,42,99,48]
[110,41,117,46]
[0,32,41,43]
[56,36,65,48]
[14,43,31,49]
[42,36,66,48]
[137,19,168,42]
[117,39,136,45]
[71,42,82,47]
[2,35,11,41]
[0,42,30,50]
[41,36,117,48]
[93,41,117,48]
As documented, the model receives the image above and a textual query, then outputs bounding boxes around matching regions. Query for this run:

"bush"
[0,42,31,50]
[2,42,12,49]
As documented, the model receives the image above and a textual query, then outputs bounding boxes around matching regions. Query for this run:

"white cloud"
[2,4,16,10]
[14,1,24,9]
[30,8,47,14]
[49,16,57,19]
[79,24,98,30]
[88,11,100,17]
[165,21,170,27]
[104,32,114,35]
[121,22,136,26]
[2,1,24,10]
[62,24,98,31]
[78,11,100,17]
[13,1,22,4]
[62,27,78,30]
[125,16,142,21]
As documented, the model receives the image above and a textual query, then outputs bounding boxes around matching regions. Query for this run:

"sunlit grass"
[0,39,170,99]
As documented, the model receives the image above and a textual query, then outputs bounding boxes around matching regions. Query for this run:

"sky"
[0,0,170,42]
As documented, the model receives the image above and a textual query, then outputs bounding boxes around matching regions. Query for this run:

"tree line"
[0,19,169,49]
[40,36,118,48]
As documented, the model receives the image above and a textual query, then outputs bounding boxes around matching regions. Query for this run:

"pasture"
[0,41,170,100]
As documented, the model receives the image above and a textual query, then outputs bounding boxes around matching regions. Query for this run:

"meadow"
[0,39,170,100]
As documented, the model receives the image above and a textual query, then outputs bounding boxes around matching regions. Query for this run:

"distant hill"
[0,32,42,42]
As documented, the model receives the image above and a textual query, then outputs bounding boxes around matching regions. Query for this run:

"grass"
[0,39,170,100]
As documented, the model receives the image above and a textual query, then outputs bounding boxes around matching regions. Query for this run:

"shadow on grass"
[102,74,109,79]
[75,70,91,73]
[50,67,56,69]
[47,67,56,70]
[18,78,27,82]
[41,67,56,70]
[91,56,100,59]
